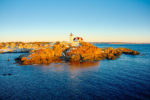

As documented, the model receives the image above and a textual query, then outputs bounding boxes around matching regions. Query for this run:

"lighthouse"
[70,33,74,43]
[70,33,84,43]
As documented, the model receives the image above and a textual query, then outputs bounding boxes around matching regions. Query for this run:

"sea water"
[0,44,150,100]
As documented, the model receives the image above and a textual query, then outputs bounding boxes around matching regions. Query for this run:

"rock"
[107,53,118,60]
[2,73,12,76]
[118,48,140,55]
[8,73,12,76]
[14,42,140,65]
[0,51,4,54]
[2,74,7,76]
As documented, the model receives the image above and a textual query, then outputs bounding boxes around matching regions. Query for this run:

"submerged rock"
[2,73,12,76]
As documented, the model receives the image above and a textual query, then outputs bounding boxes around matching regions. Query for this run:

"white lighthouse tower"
[70,33,74,43]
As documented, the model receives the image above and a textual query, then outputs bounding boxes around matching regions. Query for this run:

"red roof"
[73,37,83,41]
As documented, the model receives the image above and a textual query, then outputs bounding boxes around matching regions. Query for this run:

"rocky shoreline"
[12,42,140,65]
[0,42,140,65]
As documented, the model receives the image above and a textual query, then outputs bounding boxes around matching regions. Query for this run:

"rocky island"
[0,33,140,65]
[0,41,139,65]
[14,41,139,65]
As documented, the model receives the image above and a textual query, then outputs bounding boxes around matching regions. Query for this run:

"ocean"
[0,44,150,100]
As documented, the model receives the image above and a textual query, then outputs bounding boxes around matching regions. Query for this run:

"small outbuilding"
[73,37,83,42]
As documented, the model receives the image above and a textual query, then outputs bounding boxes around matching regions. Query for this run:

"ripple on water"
[0,44,150,100]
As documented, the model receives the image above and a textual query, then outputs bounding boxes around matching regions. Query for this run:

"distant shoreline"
[0,41,150,44]
[90,42,150,44]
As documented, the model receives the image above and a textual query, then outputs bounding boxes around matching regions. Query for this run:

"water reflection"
[69,61,100,71]
[49,61,100,71]
[35,61,101,73]
[68,61,100,79]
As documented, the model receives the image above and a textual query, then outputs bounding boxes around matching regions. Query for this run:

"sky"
[0,0,150,43]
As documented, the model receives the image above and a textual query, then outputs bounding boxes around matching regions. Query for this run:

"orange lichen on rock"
[118,47,140,55]
[103,47,140,60]
[15,47,62,65]
[66,42,104,62]
[15,42,140,65]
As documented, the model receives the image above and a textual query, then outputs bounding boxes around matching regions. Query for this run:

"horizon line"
[0,41,150,44]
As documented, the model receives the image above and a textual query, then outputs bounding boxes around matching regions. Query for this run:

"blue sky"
[0,0,150,42]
